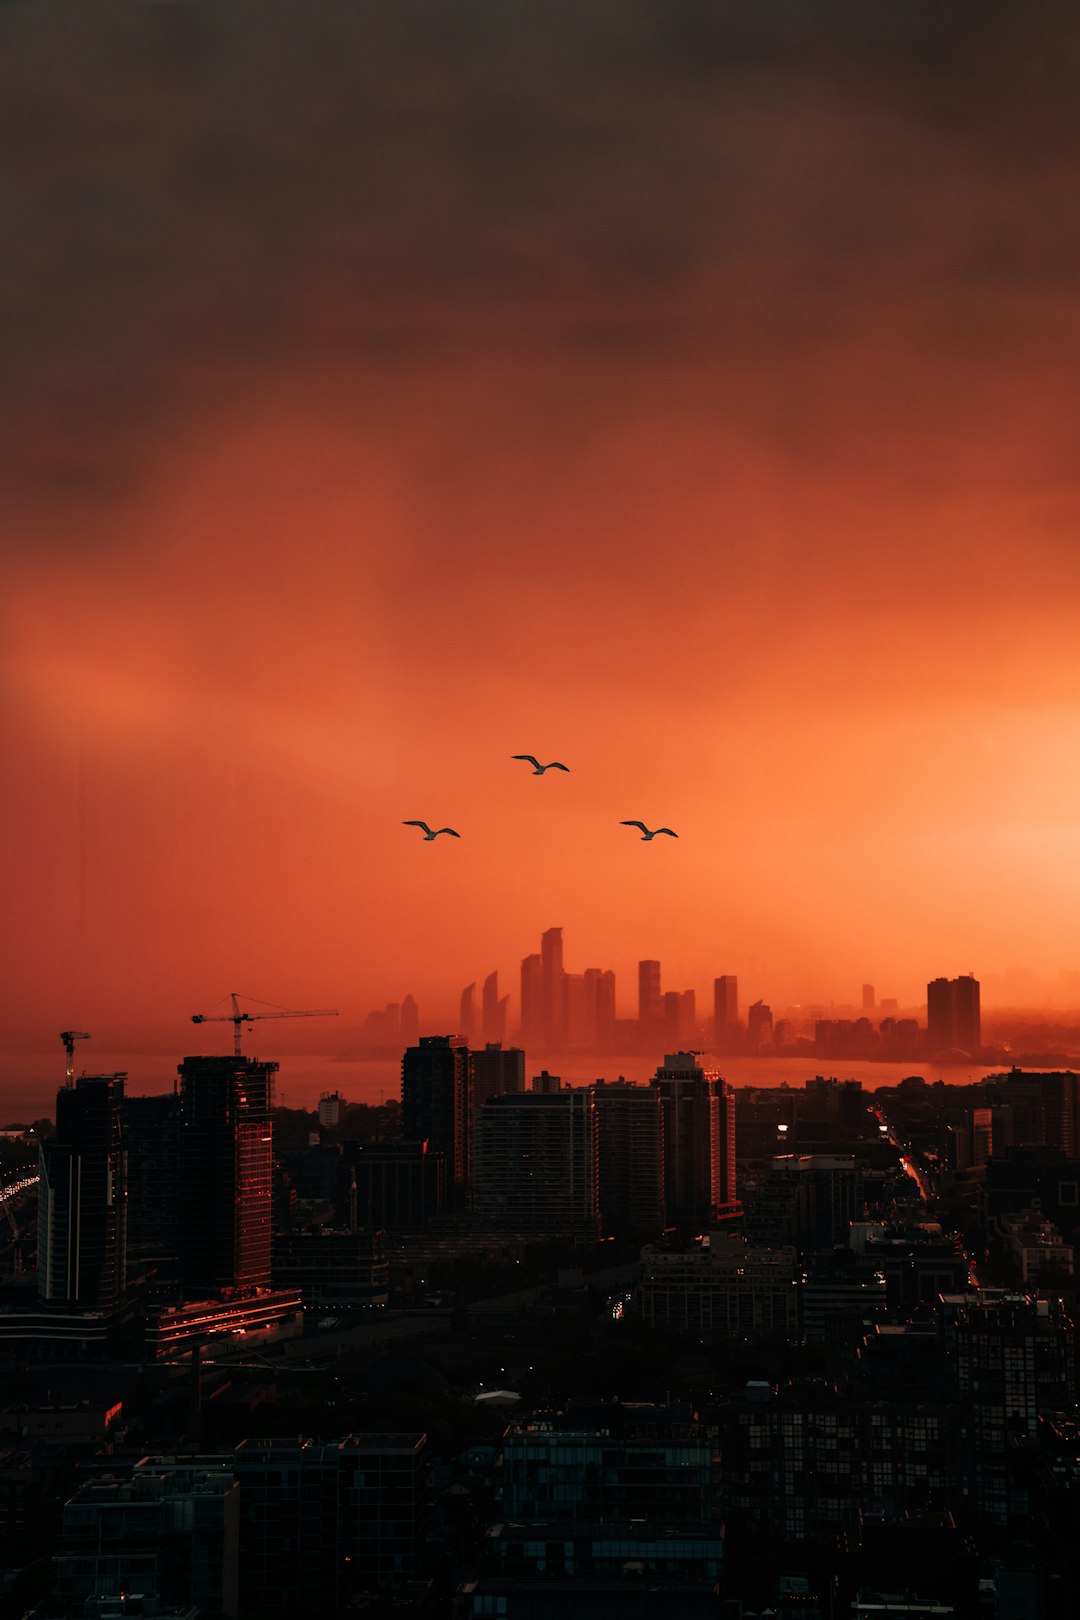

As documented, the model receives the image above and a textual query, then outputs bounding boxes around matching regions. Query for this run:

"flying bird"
[620,821,679,841]
[402,821,461,840]
[512,755,570,774]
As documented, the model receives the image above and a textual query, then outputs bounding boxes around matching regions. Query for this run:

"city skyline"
[6,6,1080,1617]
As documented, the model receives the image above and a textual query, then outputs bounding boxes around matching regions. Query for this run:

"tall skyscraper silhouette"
[459,982,478,1045]
[927,974,981,1056]
[520,953,544,1045]
[38,1074,127,1312]
[123,1092,180,1263]
[584,967,616,1048]
[747,999,773,1050]
[541,926,566,1046]
[638,960,662,1028]
[651,1053,738,1227]
[177,1055,276,1300]
[401,1035,472,1202]
[482,971,506,1044]
[713,975,738,1051]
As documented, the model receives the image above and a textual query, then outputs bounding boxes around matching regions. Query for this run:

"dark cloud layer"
[4,0,1080,528]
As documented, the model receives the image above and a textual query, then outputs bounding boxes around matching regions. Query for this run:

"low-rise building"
[639,1234,798,1338]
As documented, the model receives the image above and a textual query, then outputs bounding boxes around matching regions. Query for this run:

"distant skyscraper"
[318,1092,342,1130]
[401,1035,472,1200]
[177,1055,277,1300]
[564,972,592,1045]
[584,968,616,1048]
[638,960,662,1027]
[927,974,981,1056]
[541,926,566,1046]
[400,995,420,1046]
[713,976,738,1050]
[482,971,506,1044]
[862,983,876,1014]
[662,990,683,1046]
[520,953,544,1045]
[38,1074,127,1312]
[747,1000,773,1050]
[459,983,478,1045]
[651,1053,737,1227]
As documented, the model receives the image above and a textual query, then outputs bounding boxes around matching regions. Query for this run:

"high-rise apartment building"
[862,983,876,1014]
[471,1042,526,1106]
[177,1055,276,1300]
[38,1074,127,1313]
[746,1154,861,1251]
[472,1090,598,1237]
[123,1091,180,1264]
[651,1053,737,1227]
[400,1035,472,1200]
[713,975,739,1050]
[926,974,981,1056]
[589,1079,665,1235]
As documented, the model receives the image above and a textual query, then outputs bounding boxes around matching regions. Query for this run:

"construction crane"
[60,1030,91,1088]
[191,993,339,1058]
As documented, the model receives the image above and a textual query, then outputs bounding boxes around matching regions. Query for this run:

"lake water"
[0,1049,1032,1123]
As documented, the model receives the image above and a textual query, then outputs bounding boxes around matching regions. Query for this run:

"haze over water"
[0,1050,1045,1125]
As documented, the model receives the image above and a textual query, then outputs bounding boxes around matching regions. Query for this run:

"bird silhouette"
[403,821,461,840]
[512,755,570,774]
[620,821,679,841]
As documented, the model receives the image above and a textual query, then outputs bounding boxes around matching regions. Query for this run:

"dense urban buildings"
[12,995,1080,1618]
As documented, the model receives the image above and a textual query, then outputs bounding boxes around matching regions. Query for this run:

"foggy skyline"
[5,3,1080,1059]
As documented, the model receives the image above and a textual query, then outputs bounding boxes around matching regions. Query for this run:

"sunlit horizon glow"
[3,4,1080,1065]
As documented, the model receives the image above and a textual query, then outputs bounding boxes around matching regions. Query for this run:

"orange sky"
[3,2,1080,1058]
